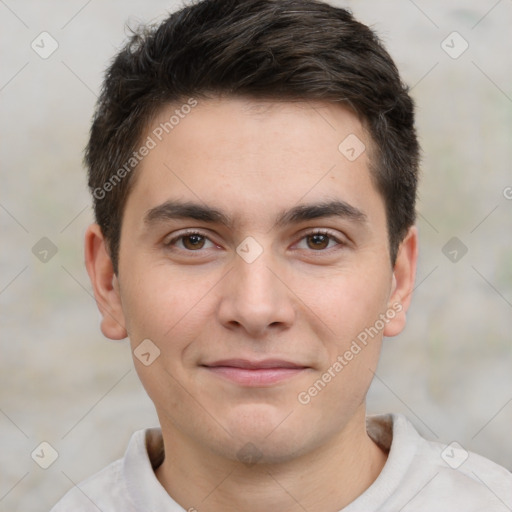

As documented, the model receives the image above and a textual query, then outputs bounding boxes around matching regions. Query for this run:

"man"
[51,0,512,510]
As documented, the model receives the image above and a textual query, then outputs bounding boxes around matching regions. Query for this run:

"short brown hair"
[86,0,420,273]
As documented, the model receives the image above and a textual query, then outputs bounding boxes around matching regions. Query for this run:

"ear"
[383,226,418,337]
[84,223,128,340]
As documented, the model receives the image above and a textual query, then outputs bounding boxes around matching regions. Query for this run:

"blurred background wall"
[1,0,511,510]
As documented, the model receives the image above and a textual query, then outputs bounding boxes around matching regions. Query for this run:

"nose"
[216,247,296,337]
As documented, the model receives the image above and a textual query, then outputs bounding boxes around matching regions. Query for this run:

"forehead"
[125,96,383,230]
[146,96,369,158]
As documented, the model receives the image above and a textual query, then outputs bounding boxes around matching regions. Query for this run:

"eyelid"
[299,227,346,242]
[292,228,347,250]
[301,227,343,238]
[163,229,218,248]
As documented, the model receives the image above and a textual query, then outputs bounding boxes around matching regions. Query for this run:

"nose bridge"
[217,240,295,334]
[234,233,276,289]
[234,246,279,310]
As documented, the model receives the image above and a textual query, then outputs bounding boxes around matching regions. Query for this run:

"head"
[85,0,419,465]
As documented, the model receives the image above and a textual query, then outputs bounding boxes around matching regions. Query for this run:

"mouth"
[201,359,310,386]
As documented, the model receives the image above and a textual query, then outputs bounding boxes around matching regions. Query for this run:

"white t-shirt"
[50,414,512,511]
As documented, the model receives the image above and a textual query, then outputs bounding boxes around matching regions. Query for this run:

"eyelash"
[164,228,345,254]
[164,230,218,252]
[294,229,344,251]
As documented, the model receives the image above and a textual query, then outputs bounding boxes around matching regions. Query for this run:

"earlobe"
[84,224,128,340]
[383,226,418,338]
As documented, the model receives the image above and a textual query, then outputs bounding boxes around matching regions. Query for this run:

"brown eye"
[306,233,330,250]
[182,234,206,250]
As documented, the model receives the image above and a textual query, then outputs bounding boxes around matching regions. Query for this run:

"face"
[86,96,417,464]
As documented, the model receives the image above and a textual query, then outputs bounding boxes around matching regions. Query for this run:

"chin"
[207,407,321,465]
[209,433,312,466]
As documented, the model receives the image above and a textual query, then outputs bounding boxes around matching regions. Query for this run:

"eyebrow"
[274,200,367,228]
[144,200,231,226]
[143,199,367,229]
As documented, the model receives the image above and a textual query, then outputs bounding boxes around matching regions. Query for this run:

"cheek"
[297,268,391,345]
[316,270,390,398]
[296,273,387,417]
[120,262,218,347]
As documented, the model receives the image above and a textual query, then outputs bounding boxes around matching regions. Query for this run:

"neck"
[155,406,388,512]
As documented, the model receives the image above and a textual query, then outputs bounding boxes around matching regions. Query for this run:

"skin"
[85,96,418,511]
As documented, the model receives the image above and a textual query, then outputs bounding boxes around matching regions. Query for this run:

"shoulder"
[384,414,512,511]
[417,431,512,508]
[49,429,150,512]
[49,458,129,511]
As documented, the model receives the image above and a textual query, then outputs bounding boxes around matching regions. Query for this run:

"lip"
[201,359,309,386]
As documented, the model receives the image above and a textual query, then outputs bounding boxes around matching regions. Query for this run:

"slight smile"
[201,359,310,386]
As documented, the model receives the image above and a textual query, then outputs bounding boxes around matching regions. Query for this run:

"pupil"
[184,235,204,249]
[308,234,328,250]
